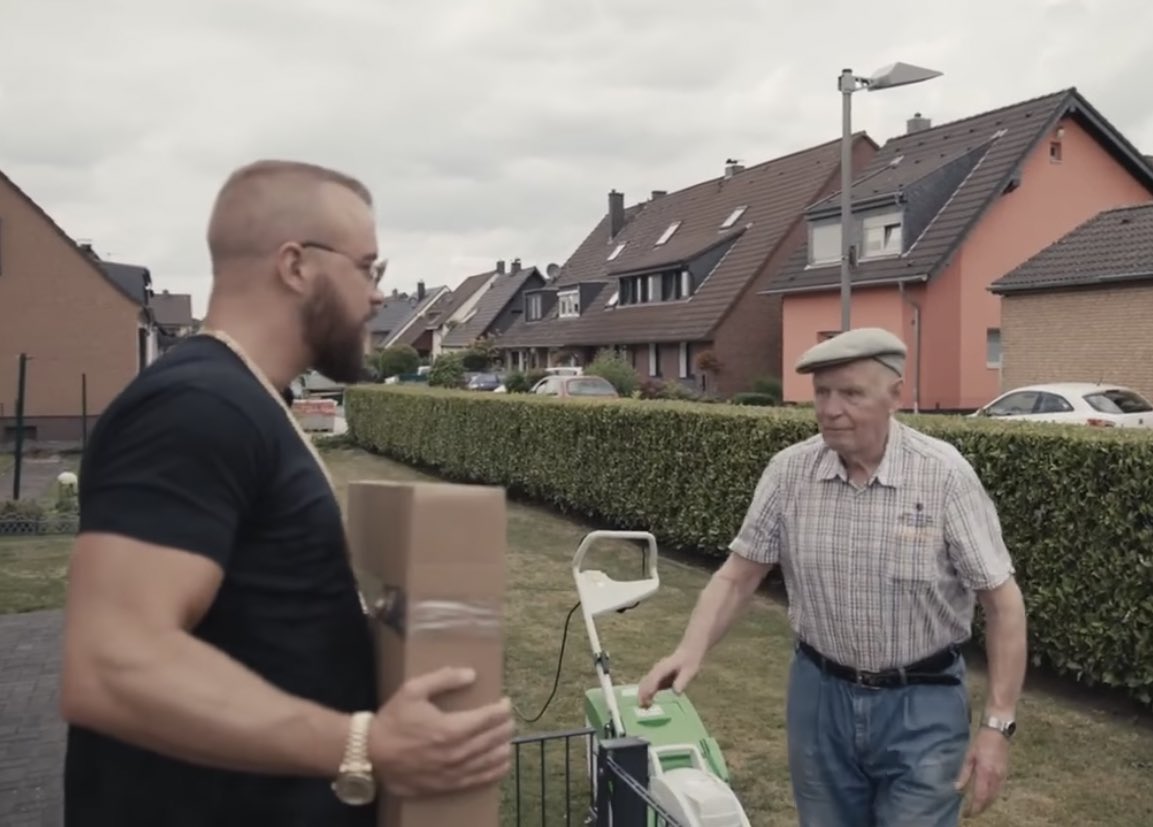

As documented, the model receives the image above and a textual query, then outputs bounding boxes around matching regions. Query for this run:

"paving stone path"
[0,610,64,826]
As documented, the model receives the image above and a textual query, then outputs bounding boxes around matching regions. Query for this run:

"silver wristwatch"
[981,714,1016,740]
[332,711,377,806]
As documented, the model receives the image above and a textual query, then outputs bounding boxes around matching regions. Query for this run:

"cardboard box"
[345,480,507,827]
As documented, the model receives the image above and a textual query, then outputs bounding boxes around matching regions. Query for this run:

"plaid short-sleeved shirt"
[730,418,1015,672]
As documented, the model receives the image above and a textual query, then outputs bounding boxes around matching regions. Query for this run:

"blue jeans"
[786,645,971,827]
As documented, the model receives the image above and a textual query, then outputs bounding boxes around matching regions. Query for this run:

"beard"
[303,275,367,385]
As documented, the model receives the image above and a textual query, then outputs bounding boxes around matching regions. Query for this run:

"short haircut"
[206,159,373,264]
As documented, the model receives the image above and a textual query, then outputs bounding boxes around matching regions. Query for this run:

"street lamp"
[838,62,943,331]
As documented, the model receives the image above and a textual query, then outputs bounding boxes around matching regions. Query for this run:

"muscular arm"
[60,384,349,778]
[675,553,772,661]
[61,534,350,777]
[977,578,1028,720]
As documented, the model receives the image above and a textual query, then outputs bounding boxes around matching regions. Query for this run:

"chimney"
[417,280,426,300]
[608,190,625,239]
[724,159,745,178]
[496,260,506,274]
[907,112,931,134]
[651,190,667,200]
[510,258,522,274]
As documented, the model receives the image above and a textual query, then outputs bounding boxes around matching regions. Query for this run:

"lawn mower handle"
[571,530,659,579]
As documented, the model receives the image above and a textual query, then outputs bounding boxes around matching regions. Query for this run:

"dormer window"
[720,206,746,229]
[860,211,903,259]
[558,289,580,319]
[607,242,626,261]
[654,221,681,246]
[526,293,543,321]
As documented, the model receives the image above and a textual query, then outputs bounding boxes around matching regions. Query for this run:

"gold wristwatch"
[332,711,377,806]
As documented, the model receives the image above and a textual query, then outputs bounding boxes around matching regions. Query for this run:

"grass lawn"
[1,446,1150,825]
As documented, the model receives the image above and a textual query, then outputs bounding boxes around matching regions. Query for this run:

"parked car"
[531,375,619,399]
[971,382,1153,428]
[465,372,504,392]
[494,365,584,393]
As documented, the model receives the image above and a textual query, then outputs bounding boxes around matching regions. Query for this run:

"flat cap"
[794,327,907,377]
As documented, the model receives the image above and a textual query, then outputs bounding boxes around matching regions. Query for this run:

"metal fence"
[509,728,685,827]
[0,516,78,536]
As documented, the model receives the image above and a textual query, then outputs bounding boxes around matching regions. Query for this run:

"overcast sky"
[3,0,1152,317]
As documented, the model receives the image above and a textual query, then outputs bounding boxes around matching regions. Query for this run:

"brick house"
[366,281,450,356]
[989,202,1153,400]
[0,170,156,444]
[424,264,507,358]
[441,260,543,354]
[766,88,1153,412]
[494,138,877,397]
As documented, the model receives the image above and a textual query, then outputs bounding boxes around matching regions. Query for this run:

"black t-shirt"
[64,335,377,827]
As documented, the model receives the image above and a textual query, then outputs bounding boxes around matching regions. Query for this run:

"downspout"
[898,282,922,414]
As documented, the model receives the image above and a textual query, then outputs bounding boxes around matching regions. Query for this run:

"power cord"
[513,601,581,723]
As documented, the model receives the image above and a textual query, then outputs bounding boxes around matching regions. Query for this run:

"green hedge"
[345,386,1153,706]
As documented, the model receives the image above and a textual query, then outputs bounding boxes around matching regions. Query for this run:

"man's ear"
[274,242,310,296]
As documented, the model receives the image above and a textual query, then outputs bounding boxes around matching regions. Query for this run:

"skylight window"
[654,221,681,246]
[720,206,746,229]
[607,242,626,261]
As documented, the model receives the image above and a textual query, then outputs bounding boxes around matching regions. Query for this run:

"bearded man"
[59,160,515,826]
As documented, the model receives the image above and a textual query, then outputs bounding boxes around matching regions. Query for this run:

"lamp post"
[839,62,943,331]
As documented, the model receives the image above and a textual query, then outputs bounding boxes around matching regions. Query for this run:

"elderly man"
[60,160,514,825]
[638,327,1027,826]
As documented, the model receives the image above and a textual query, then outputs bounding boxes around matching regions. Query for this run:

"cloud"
[2,0,1152,316]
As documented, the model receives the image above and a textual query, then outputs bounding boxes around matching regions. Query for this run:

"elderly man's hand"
[954,726,1010,817]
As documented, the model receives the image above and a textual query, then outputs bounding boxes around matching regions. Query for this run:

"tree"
[428,352,466,388]
[374,345,420,379]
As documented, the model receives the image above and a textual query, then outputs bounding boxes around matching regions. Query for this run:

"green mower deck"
[584,683,732,782]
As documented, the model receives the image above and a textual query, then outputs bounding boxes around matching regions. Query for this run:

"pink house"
[764,89,1153,412]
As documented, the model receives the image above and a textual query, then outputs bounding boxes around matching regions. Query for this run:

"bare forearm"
[981,582,1028,718]
[677,566,761,660]
[62,628,351,778]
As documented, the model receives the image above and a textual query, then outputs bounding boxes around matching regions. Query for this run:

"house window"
[986,328,1002,368]
[608,242,626,261]
[817,330,839,342]
[526,293,543,321]
[720,206,747,229]
[1049,141,1063,163]
[558,290,580,319]
[648,343,659,377]
[861,212,902,259]
[809,221,840,265]
[678,342,690,379]
[655,221,681,246]
[619,275,653,306]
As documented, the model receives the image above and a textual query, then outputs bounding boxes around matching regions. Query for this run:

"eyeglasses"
[300,241,387,287]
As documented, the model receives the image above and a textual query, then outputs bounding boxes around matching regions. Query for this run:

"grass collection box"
[345,479,507,827]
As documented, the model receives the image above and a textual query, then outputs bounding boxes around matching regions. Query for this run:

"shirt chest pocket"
[889,523,943,585]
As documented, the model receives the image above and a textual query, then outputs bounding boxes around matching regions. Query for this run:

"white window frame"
[720,206,747,229]
[648,343,659,377]
[809,220,840,265]
[558,290,580,319]
[526,293,542,321]
[680,270,691,299]
[655,221,681,246]
[860,211,903,259]
[678,342,689,379]
[986,328,1002,369]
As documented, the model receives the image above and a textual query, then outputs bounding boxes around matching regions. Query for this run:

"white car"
[971,382,1153,428]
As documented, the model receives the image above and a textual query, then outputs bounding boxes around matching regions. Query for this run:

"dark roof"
[766,88,1153,295]
[433,270,498,327]
[392,289,453,347]
[990,203,1153,294]
[151,291,193,326]
[442,266,543,347]
[369,295,423,335]
[497,135,865,347]
[97,260,151,306]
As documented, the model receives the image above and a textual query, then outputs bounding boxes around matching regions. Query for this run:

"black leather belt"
[798,640,961,688]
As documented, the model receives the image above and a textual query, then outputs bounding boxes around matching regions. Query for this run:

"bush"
[345,386,1153,707]
[585,349,638,397]
[731,392,777,407]
[428,353,466,388]
[461,348,491,372]
[750,376,783,404]
[503,371,531,393]
[373,345,420,379]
